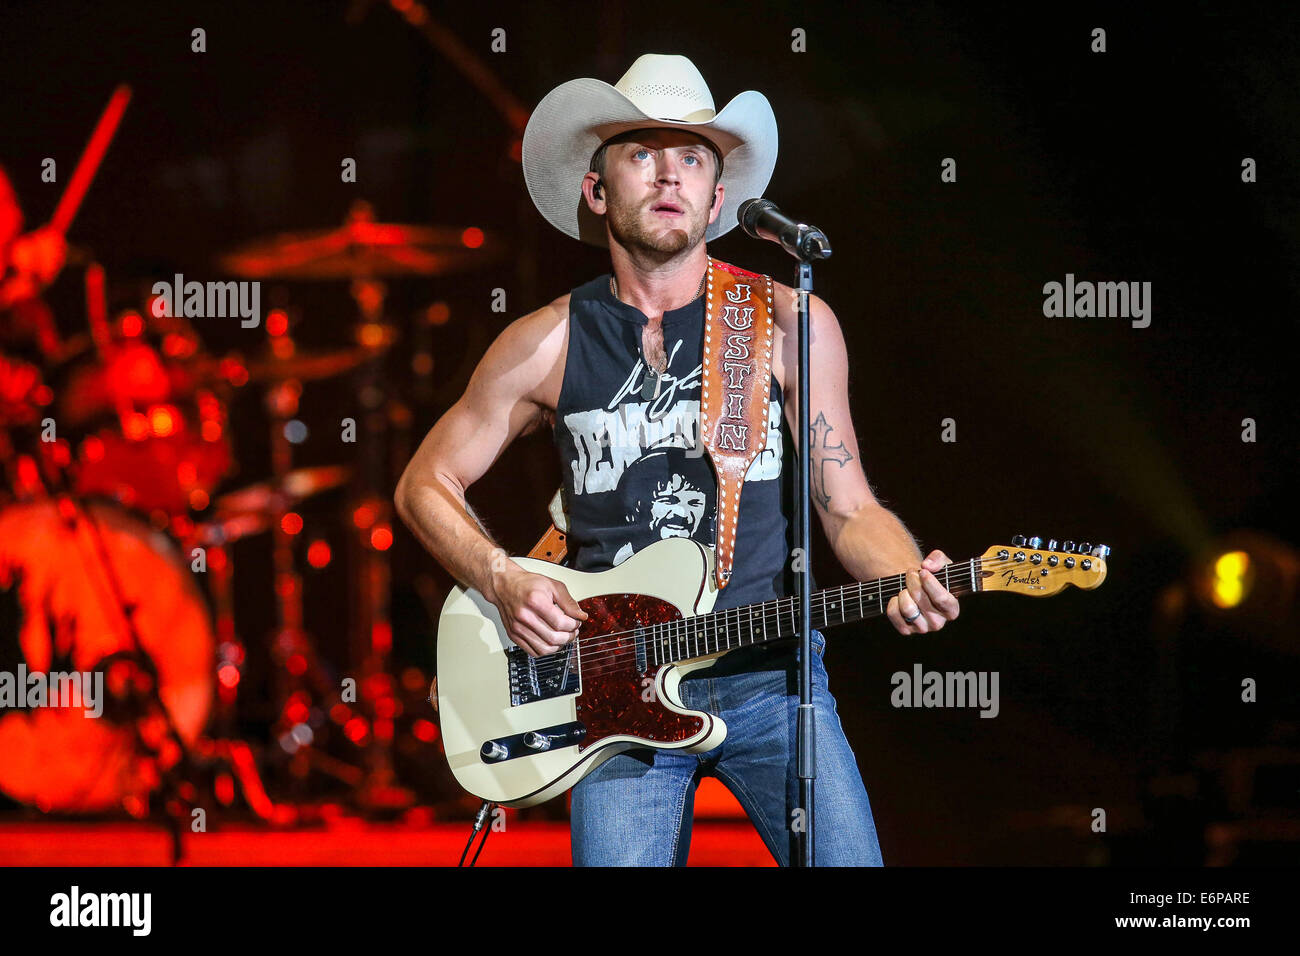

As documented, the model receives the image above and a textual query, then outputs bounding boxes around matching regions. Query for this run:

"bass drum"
[0,499,214,812]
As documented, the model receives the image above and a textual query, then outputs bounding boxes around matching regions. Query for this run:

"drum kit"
[0,198,499,836]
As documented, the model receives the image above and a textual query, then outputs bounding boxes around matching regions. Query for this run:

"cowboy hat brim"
[522,77,778,247]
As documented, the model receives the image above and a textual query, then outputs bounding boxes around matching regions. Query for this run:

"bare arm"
[394,299,588,655]
[776,287,959,634]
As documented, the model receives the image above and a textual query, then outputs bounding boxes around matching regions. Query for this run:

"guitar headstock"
[979,535,1109,596]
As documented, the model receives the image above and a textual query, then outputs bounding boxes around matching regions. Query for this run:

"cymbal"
[218,221,496,280]
[245,346,384,384]
[198,465,352,544]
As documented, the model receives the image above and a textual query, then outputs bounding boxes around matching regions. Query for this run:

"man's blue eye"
[634,149,649,160]
[684,154,699,165]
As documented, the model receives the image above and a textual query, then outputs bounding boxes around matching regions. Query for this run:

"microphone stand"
[794,258,816,868]
[739,203,832,868]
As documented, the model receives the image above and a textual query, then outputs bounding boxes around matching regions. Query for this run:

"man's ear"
[707,182,725,222]
[582,171,607,213]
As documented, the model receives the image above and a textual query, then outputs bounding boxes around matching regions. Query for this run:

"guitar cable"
[458,800,497,867]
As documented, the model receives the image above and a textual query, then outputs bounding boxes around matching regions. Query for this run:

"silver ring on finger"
[903,608,922,624]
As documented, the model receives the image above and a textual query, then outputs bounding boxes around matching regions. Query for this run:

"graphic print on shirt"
[560,333,783,568]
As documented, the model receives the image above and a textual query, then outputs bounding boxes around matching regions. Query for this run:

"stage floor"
[0,820,776,866]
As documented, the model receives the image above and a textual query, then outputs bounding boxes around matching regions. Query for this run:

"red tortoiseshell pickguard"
[574,593,706,751]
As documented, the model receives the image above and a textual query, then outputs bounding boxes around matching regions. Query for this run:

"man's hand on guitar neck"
[885,549,961,636]
[487,566,589,659]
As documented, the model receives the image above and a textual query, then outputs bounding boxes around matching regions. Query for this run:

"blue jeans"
[571,629,884,866]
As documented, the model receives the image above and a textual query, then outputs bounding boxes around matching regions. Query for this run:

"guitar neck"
[649,558,987,665]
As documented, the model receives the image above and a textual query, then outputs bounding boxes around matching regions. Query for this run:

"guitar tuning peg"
[1091,544,1111,559]
[1062,540,1076,553]
[1011,533,1027,547]
[1076,541,1092,555]
[1046,539,1059,551]
[1027,536,1043,549]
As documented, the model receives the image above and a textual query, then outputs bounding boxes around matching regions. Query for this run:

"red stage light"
[371,621,392,654]
[188,489,209,511]
[148,405,177,437]
[370,525,392,551]
[281,512,303,535]
[344,717,369,744]
[286,653,308,676]
[16,456,39,491]
[217,664,241,689]
[461,227,485,249]
[307,539,331,568]
[78,434,103,462]
[412,719,438,743]
[266,309,289,337]
[123,413,149,441]
[121,312,144,337]
[352,504,376,529]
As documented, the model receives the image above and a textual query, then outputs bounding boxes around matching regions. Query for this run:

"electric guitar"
[434,535,1109,807]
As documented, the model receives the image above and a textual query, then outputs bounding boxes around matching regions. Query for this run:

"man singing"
[395,53,959,865]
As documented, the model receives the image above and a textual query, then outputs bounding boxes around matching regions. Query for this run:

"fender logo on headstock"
[1000,568,1047,590]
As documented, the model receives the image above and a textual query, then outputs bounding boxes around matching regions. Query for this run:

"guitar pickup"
[506,644,581,706]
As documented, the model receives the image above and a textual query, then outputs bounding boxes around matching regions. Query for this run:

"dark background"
[2,0,1297,863]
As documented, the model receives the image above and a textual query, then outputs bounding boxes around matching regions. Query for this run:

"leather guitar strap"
[528,257,775,592]
[697,257,774,590]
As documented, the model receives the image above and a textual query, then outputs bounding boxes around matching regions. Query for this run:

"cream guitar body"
[438,537,728,808]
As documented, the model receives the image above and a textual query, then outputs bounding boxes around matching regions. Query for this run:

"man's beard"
[606,193,708,260]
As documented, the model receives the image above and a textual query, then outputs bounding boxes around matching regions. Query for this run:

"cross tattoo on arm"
[810,411,854,511]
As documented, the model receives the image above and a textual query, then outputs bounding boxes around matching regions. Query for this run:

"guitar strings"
[547,557,990,669]
[530,555,1050,678]
[510,554,1093,681]
[572,574,989,682]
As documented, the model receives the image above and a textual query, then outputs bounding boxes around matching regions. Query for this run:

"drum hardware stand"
[349,266,413,814]
[261,354,344,788]
[54,491,196,864]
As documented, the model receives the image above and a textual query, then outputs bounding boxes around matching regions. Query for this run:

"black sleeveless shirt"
[552,273,815,651]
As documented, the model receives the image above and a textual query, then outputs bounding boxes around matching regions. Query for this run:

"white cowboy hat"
[522,53,778,247]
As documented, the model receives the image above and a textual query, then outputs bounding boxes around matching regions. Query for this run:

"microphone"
[737,198,832,261]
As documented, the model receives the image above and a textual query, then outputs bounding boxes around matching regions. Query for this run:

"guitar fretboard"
[646,557,985,665]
